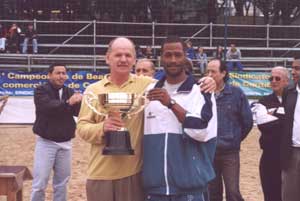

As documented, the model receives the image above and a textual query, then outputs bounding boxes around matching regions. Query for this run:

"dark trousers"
[209,150,244,201]
[282,148,300,201]
[259,149,281,201]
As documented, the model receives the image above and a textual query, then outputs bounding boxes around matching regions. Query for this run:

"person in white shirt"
[281,75,300,201]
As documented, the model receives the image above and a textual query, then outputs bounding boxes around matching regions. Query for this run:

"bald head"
[107,37,136,57]
[105,37,137,81]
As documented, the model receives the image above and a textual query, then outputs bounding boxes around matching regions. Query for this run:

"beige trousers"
[86,173,144,201]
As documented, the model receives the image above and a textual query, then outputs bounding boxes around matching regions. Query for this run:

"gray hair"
[272,66,289,80]
[135,58,155,70]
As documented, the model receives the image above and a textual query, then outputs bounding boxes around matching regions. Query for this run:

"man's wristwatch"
[167,99,176,109]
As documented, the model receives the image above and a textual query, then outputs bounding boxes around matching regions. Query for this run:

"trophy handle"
[126,94,149,119]
[83,91,107,117]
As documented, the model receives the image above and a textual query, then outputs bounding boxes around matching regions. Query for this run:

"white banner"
[0,97,35,124]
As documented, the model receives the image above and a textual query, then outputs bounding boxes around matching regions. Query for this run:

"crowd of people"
[185,41,244,75]
[133,41,244,79]
[0,23,38,54]
[25,34,300,201]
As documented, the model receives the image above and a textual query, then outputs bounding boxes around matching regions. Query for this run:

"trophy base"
[102,131,135,155]
[102,148,134,155]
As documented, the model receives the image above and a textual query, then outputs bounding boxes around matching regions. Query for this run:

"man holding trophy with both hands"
[76,36,217,201]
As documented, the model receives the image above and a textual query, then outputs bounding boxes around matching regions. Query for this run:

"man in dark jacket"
[253,66,289,201]
[281,78,300,201]
[31,63,82,201]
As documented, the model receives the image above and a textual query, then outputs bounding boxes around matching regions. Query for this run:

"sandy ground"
[0,125,263,201]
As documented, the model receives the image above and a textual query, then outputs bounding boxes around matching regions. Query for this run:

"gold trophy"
[84,92,146,155]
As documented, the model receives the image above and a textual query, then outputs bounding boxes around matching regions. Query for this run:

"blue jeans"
[226,61,243,71]
[198,62,207,74]
[209,150,244,201]
[22,38,38,53]
[30,137,71,201]
[145,193,205,201]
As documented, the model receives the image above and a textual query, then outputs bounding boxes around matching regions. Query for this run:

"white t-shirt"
[292,85,300,147]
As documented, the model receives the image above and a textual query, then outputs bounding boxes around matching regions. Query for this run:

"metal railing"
[0,53,294,72]
[1,19,300,55]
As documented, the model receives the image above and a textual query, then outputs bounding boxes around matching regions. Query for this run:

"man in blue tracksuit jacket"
[142,36,218,201]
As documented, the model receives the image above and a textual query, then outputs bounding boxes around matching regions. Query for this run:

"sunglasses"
[268,76,281,82]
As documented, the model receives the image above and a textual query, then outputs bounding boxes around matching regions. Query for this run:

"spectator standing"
[196,46,208,75]
[226,43,243,71]
[281,69,300,201]
[30,63,82,201]
[253,66,289,201]
[143,35,217,201]
[206,58,253,201]
[22,24,38,54]
[6,23,21,53]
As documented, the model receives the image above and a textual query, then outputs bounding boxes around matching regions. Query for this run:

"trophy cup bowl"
[84,92,146,155]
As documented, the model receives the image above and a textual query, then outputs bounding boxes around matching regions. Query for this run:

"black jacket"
[24,29,37,39]
[281,84,298,170]
[257,93,284,151]
[33,82,81,142]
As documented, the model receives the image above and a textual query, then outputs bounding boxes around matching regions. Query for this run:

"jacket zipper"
[164,132,170,195]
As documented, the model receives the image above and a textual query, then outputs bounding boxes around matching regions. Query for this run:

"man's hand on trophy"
[67,92,82,106]
[147,88,171,107]
[198,77,216,93]
[103,111,125,132]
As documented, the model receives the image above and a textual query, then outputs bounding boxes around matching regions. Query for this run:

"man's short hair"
[161,35,187,54]
[48,63,67,73]
[210,58,229,82]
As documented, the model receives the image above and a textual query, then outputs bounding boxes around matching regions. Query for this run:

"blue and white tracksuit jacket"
[142,75,218,196]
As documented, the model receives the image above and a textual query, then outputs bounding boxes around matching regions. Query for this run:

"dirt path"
[0,125,263,201]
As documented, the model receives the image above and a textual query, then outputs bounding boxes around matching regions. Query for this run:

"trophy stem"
[102,130,134,155]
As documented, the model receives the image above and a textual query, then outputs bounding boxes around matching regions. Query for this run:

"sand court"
[0,125,263,201]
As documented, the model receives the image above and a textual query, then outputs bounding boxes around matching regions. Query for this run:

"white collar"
[297,84,300,93]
